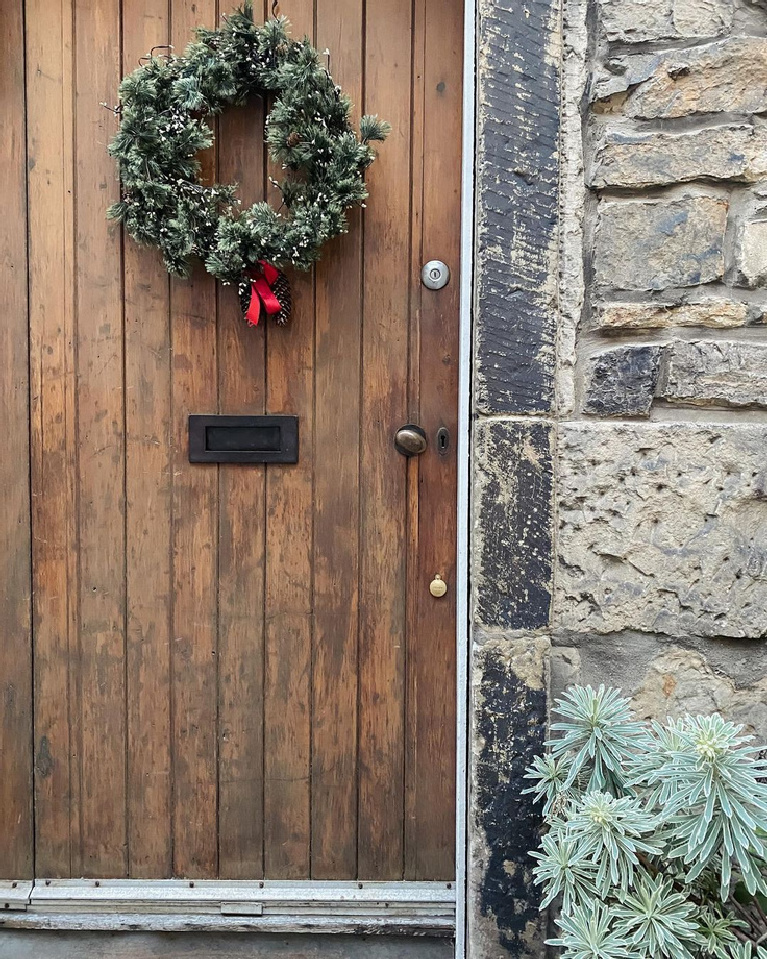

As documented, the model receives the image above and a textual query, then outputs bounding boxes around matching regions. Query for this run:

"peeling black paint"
[474,421,553,630]
[475,646,548,956]
[584,345,662,417]
[475,0,561,414]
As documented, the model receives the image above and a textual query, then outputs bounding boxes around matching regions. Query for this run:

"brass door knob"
[429,575,448,598]
[394,424,428,457]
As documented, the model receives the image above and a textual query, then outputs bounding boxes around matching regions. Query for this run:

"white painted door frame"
[454,0,477,953]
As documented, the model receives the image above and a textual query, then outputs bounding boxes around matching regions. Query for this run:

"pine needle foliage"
[525,685,767,959]
[107,4,389,284]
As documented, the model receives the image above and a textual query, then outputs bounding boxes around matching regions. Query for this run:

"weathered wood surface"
[6,0,461,882]
[123,0,173,880]
[168,0,220,881]
[75,0,128,878]
[0,0,33,880]
[407,0,462,879]
[27,0,79,877]
[0,931,453,959]
[311,0,364,880]
[357,0,412,880]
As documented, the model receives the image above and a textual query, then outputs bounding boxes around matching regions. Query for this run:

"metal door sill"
[0,880,455,937]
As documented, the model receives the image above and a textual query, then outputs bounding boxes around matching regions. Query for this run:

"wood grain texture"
[357,0,413,880]
[216,85,267,878]
[74,0,128,877]
[123,0,173,879]
[0,0,33,881]
[13,0,461,883]
[169,0,220,878]
[27,0,79,878]
[0,931,454,959]
[262,0,315,881]
[310,0,364,880]
[407,0,461,879]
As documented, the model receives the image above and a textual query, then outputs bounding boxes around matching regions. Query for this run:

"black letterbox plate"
[189,414,299,464]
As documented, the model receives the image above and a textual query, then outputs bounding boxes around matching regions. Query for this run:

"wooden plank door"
[2,0,462,883]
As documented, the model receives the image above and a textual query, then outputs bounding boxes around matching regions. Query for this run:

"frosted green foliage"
[565,791,661,896]
[550,684,646,792]
[612,874,702,959]
[108,4,388,284]
[532,826,599,911]
[728,945,767,959]
[548,900,632,959]
[632,715,767,900]
[525,686,767,959]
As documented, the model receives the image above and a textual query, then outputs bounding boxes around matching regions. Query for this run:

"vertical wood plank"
[122,0,173,879]
[310,0,363,880]
[0,0,33,881]
[169,0,220,879]
[27,0,78,878]
[262,0,316,881]
[407,0,461,880]
[75,0,128,877]
[403,0,425,882]
[216,88,267,878]
[357,0,413,880]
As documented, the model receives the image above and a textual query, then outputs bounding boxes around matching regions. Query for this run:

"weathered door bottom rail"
[0,880,455,936]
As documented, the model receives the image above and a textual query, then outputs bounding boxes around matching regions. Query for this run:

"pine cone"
[272,270,292,326]
[286,131,302,148]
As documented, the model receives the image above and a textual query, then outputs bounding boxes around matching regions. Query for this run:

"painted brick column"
[469,0,561,953]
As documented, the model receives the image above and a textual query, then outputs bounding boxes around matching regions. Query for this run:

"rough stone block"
[672,0,732,36]
[473,421,553,630]
[659,340,767,408]
[550,637,767,741]
[621,38,767,119]
[556,424,767,639]
[599,0,732,42]
[590,124,767,189]
[584,345,662,416]
[599,0,672,41]
[596,301,749,331]
[595,196,727,291]
[470,636,549,959]
[735,219,767,288]
[632,647,767,740]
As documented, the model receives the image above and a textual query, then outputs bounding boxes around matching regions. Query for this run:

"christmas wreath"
[107,4,389,326]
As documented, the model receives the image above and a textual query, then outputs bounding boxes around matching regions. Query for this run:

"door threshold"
[0,880,455,937]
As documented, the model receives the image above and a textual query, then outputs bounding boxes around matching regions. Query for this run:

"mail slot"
[188,415,299,464]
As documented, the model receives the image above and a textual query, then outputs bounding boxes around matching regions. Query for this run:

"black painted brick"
[475,644,548,957]
[475,0,561,414]
[474,421,553,630]
[584,344,663,416]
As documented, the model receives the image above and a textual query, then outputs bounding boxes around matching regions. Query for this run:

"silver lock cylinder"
[421,260,450,290]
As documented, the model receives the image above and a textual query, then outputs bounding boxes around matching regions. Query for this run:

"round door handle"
[394,424,428,457]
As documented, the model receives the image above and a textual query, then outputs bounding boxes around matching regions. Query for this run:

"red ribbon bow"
[245,260,282,327]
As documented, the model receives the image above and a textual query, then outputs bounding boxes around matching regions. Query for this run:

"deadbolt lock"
[421,260,450,291]
[429,575,448,598]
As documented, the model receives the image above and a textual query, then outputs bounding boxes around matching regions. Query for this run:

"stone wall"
[555,0,767,733]
[469,0,767,955]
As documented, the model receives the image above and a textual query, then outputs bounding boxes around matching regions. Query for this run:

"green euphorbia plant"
[525,686,767,959]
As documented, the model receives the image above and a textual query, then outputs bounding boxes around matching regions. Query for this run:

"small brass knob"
[429,575,448,598]
[394,425,428,457]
